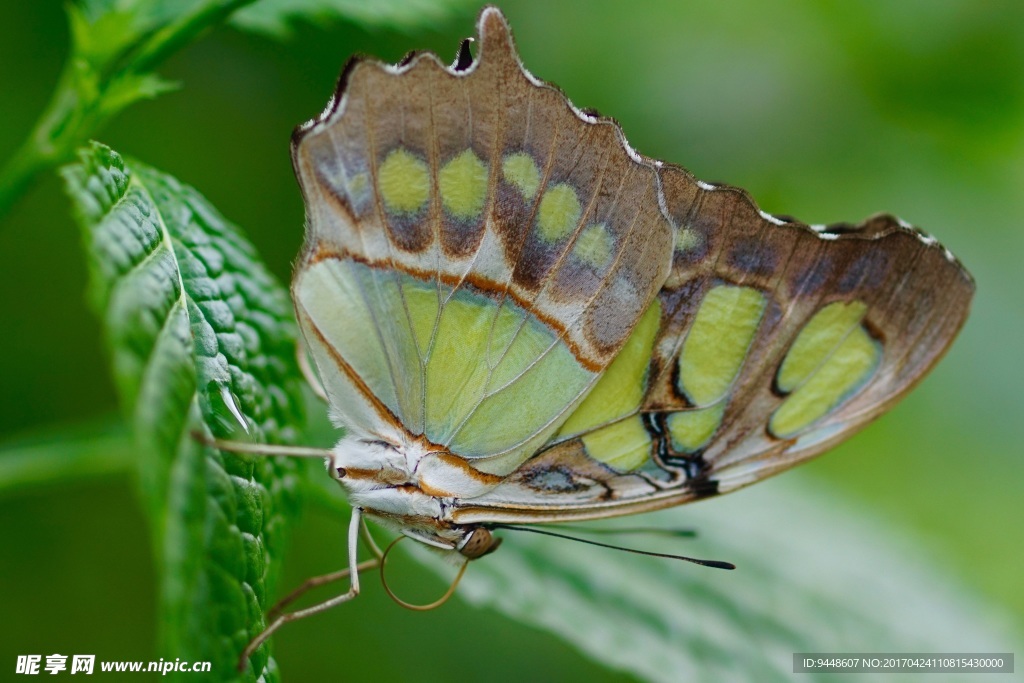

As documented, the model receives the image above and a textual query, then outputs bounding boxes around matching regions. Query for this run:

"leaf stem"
[0,0,260,222]
[0,61,81,218]
[131,0,258,73]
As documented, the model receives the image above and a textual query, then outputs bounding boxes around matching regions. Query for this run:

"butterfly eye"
[459,527,502,560]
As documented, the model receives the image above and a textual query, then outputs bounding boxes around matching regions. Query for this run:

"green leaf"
[62,142,305,681]
[231,0,476,38]
[380,476,1016,683]
[98,72,180,119]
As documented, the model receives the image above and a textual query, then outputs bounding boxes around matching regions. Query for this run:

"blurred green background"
[1,1,1021,680]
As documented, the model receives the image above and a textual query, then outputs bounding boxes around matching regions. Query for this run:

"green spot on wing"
[678,285,766,406]
[777,300,868,392]
[502,152,541,199]
[573,223,613,267]
[667,405,725,453]
[378,148,430,214]
[439,149,488,219]
[770,325,881,438]
[537,183,581,243]
[580,415,651,471]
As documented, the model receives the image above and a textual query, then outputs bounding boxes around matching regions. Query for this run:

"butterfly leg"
[191,431,334,459]
[266,518,384,621]
[238,507,373,671]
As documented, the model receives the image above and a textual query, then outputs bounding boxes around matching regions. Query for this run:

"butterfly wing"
[453,165,974,524]
[291,9,673,476]
[289,6,973,522]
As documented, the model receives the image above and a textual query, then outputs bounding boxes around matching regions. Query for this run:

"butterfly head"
[326,431,503,558]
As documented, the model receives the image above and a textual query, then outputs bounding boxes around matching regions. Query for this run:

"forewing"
[290,8,673,474]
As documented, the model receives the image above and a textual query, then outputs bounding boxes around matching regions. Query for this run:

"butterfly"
[234,5,974,665]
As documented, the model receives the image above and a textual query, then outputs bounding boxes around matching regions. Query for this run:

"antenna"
[545,525,698,539]
[487,524,735,570]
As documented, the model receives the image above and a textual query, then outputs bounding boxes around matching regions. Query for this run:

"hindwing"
[454,167,973,523]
